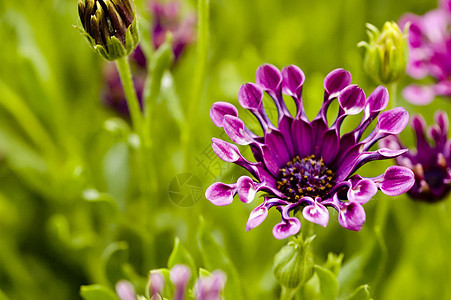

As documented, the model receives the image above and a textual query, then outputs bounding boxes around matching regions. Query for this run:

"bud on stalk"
[77,0,139,60]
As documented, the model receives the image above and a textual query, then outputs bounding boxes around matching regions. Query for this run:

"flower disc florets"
[381,110,451,202]
[277,155,335,201]
[205,64,415,239]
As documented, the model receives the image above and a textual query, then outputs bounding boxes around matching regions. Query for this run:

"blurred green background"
[1,0,451,299]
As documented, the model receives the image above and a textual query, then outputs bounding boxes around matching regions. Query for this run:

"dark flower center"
[276,155,335,201]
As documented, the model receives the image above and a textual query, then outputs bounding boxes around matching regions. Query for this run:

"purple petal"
[211,138,241,162]
[195,270,227,300]
[205,182,237,206]
[238,83,264,110]
[246,202,269,231]
[116,281,137,300]
[374,166,415,196]
[210,102,238,127]
[148,273,165,298]
[237,176,258,203]
[377,148,408,157]
[366,86,388,115]
[347,179,377,204]
[272,216,301,239]
[338,202,366,231]
[320,129,340,164]
[223,115,253,145]
[264,130,290,167]
[338,85,366,115]
[434,110,449,133]
[377,107,410,135]
[402,85,436,105]
[256,64,282,93]
[292,118,313,157]
[302,201,329,227]
[324,68,352,96]
[282,64,305,98]
[412,114,432,153]
[171,265,191,300]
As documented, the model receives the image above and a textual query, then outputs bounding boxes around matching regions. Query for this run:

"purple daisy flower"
[205,64,415,239]
[399,0,451,105]
[381,111,451,202]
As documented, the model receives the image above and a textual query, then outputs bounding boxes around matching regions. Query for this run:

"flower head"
[381,111,451,202]
[399,1,451,104]
[358,22,408,85]
[77,0,139,60]
[206,64,415,239]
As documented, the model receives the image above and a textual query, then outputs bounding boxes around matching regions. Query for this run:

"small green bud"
[358,21,408,85]
[77,0,139,60]
[273,235,315,290]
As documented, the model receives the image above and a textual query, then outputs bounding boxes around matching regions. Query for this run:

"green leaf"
[102,142,131,210]
[168,237,197,279]
[344,285,373,300]
[102,241,130,286]
[197,217,243,300]
[337,227,386,299]
[314,265,339,300]
[80,285,119,300]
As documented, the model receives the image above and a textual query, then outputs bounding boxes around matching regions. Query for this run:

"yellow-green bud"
[358,21,408,85]
[77,0,139,60]
[273,235,315,290]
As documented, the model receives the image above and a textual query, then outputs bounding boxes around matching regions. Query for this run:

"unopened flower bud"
[273,235,315,290]
[77,0,139,60]
[358,21,408,85]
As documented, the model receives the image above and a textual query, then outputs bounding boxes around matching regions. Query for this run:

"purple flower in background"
[103,0,195,116]
[150,0,196,60]
[399,0,451,105]
[205,64,415,239]
[194,271,227,300]
[381,111,451,202]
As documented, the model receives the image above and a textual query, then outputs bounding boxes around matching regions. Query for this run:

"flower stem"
[388,82,398,109]
[280,286,296,300]
[115,56,143,134]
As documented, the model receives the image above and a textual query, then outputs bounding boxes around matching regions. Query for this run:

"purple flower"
[116,280,137,300]
[381,111,451,202]
[399,0,451,105]
[205,64,415,239]
[194,271,226,300]
[150,0,196,60]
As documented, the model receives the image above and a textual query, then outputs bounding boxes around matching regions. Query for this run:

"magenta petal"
[292,118,313,157]
[264,130,290,168]
[171,265,191,300]
[324,68,352,95]
[282,65,305,98]
[338,85,366,115]
[256,64,282,93]
[116,281,137,300]
[347,179,377,204]
[272,217,301,239]
[378,107,410,135]
[238,83,264,110]
[376,166,415,196]
[366,86,388,114]
[205,182,237,206]
[211,138,241,162]
[237,176,258,203]
[246,203,269,231]
[338,202,366,231]
[223,115,253,145]
[402,85,436,105]
[210,102,238,127]
[302,202,329,227]
[149,273,165,298]
[320,130,339,164]
[434,110,449,133]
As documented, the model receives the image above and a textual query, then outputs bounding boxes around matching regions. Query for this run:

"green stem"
[388,82,398,109]
[183,0,210,171]
[280,286,296,300]
[115,57,143,134]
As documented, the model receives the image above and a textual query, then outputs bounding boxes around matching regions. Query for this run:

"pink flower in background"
[399,0,451,104]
